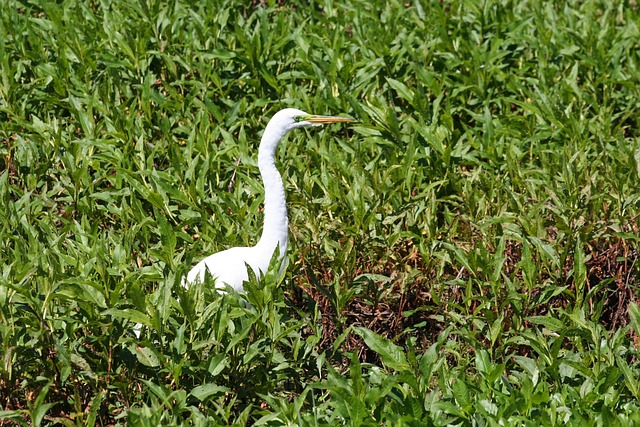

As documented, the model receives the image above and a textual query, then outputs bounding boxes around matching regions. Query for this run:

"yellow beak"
[304,115,354,124]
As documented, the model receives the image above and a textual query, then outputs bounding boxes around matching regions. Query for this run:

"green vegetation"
[1,0,640,424]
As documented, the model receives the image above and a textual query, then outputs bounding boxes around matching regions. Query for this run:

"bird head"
[272,108,353,131]
[259,108,352,156]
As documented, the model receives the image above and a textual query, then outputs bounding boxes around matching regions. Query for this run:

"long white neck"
[255,122,289,259]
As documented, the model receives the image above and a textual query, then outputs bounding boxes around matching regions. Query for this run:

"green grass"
[1,0,640,425]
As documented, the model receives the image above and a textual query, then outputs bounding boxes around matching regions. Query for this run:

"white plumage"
[185,108,352,292]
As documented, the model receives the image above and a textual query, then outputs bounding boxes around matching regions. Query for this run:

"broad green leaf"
[526,316,566,333]
[207,354,228,377]
[103,308,152,327]
[189,383,230,401]
[29,383,57,427]
[353,327,410,372]
[573,237,586,306]
[386,77,415,103]
[629,302,640,338]
[134,346,160,367]
[451,379,470,409]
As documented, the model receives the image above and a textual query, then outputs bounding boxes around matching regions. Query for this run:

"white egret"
[185,108,352,292]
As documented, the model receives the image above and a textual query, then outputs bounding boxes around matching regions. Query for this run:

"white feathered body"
[183,108,349,292]
[184,109,302,291]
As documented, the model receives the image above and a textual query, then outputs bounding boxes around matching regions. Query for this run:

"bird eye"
[293,116,304,123]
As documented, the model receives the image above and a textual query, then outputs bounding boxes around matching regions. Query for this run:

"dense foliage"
[1,0,639,425]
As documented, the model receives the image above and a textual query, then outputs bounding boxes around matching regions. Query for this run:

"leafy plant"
[1,0,639,424]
